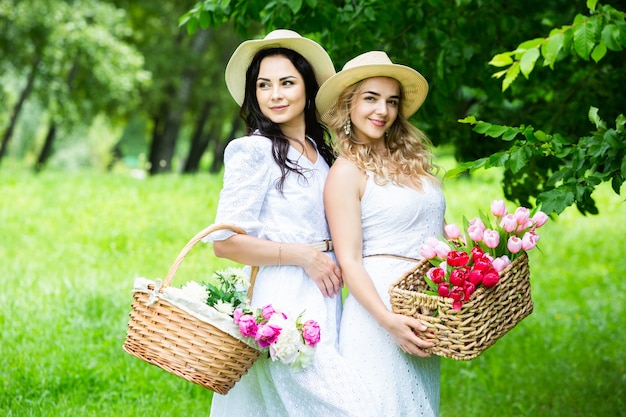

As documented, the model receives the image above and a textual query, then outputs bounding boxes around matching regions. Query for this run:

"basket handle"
[162,223,259,300]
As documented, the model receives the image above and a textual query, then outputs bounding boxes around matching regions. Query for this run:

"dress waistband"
[363,254,419,262]
[310,240,333,252]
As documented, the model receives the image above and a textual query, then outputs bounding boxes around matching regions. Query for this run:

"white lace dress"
[207,135,375,417]
[339,172,446,417]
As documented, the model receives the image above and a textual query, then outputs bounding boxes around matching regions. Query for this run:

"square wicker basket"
[388,252,533,360]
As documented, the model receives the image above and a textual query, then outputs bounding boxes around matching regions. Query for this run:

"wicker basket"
[123,224,262,394]
[389,252,533,360]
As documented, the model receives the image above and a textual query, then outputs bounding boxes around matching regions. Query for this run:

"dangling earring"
[343,119,352,137]
[385,130,390,138]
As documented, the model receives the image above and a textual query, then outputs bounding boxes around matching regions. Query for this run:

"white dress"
[339,172,446,417]
[208,135,375,417]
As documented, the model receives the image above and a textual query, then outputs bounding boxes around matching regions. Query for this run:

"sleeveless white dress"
[339,172,446,417]
[207,135,375,417]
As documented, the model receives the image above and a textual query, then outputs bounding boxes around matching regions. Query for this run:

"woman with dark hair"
[206,30,374,417]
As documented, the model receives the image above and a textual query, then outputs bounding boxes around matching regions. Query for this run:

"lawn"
[1,166,624,416]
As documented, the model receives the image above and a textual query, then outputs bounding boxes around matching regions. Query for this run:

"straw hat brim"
[316,63,428,124]
[225,31,335,106]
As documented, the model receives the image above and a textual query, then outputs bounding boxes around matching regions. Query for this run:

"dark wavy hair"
[240,47,335,192]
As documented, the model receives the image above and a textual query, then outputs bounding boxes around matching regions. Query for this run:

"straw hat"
[316,51,428,123]
[225,29,336,106]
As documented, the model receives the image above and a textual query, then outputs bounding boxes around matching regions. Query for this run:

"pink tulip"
[500,214,518,233]
[532,211,549,228]
[483,229,500,249]
[469,218,486,232]
[514,207,531,225]
[438,282,450,297]
[450,268,467,286]
[491,200,507,217]
[467,225,484,242]
[434,241,451,259]
[445,223,462,239]
[427,267,446,284]
[468,269,483,285]
[492,255,511,272]
[482,268,500,288]
[419,244,437,260]
[521,231,539,250]
[507,236,522,254]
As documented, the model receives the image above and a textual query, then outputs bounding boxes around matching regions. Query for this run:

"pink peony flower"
[301,320,321,347]
[233,308,244,323]
[261,304,276,320]
[491,200,507,217]
[483,229,500,249]
[238,314,259,338]
[255,324,282,348]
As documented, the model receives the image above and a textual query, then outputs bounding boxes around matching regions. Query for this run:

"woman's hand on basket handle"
[381,312,434,357]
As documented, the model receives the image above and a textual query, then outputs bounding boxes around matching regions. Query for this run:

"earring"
[343,119,352,137]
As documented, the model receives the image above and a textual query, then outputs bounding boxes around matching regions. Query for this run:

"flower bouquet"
[389,201,548,360]
[124,224,321,395]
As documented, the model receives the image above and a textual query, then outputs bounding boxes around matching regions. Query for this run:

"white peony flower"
[180,281,209,304]
[214,300,235,316]
[221,267,250,290]
[293,345,316,369]
[268,314,303,364]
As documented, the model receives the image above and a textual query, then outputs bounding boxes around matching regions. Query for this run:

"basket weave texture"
[123,224,261,394]
[389,252,533,360]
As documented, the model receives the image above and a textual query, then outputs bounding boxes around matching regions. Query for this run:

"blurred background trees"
[1,0,624,214]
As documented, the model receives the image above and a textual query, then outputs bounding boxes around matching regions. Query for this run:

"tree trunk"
[34,123,56,173]
[182,100,212,173]
[148,30,212,175]
[0,54,41,167]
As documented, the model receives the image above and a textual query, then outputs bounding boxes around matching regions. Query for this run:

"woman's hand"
[381,312,434,357]
[300,245,343,297]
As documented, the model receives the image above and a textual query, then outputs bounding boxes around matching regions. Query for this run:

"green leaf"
[590,40,607,62]
[587,0,598,12]
[286,0,303,13]
[503,127,522,141]
[502,62,520,91]
[508,146,531,174]
[537,188,575,215]
[541,33,564,69]
[458,115,478,125]
[489,52,513,67]
[520,48,540,78]
[601,24,624,51]
[573,20,596,60]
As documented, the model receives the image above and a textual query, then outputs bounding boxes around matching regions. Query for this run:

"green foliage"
[453,109,625,215]
[490,2,626,91]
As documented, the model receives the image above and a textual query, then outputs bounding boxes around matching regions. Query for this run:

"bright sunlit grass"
[1,167,624,416]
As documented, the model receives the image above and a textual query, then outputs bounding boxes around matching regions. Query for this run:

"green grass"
[1,166,624,416]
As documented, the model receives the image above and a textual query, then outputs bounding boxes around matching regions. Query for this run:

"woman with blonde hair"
[318,51,445,416]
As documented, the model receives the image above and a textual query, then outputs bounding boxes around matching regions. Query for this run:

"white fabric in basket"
[132,277,257,349]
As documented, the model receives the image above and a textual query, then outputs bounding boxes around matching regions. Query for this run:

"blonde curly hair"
[326,79,440,191]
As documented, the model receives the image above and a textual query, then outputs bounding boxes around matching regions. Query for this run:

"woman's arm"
[324,158,434,356]
[213,235,342,297]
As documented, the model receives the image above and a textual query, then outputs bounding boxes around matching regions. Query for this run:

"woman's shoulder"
[224,135,273,163]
